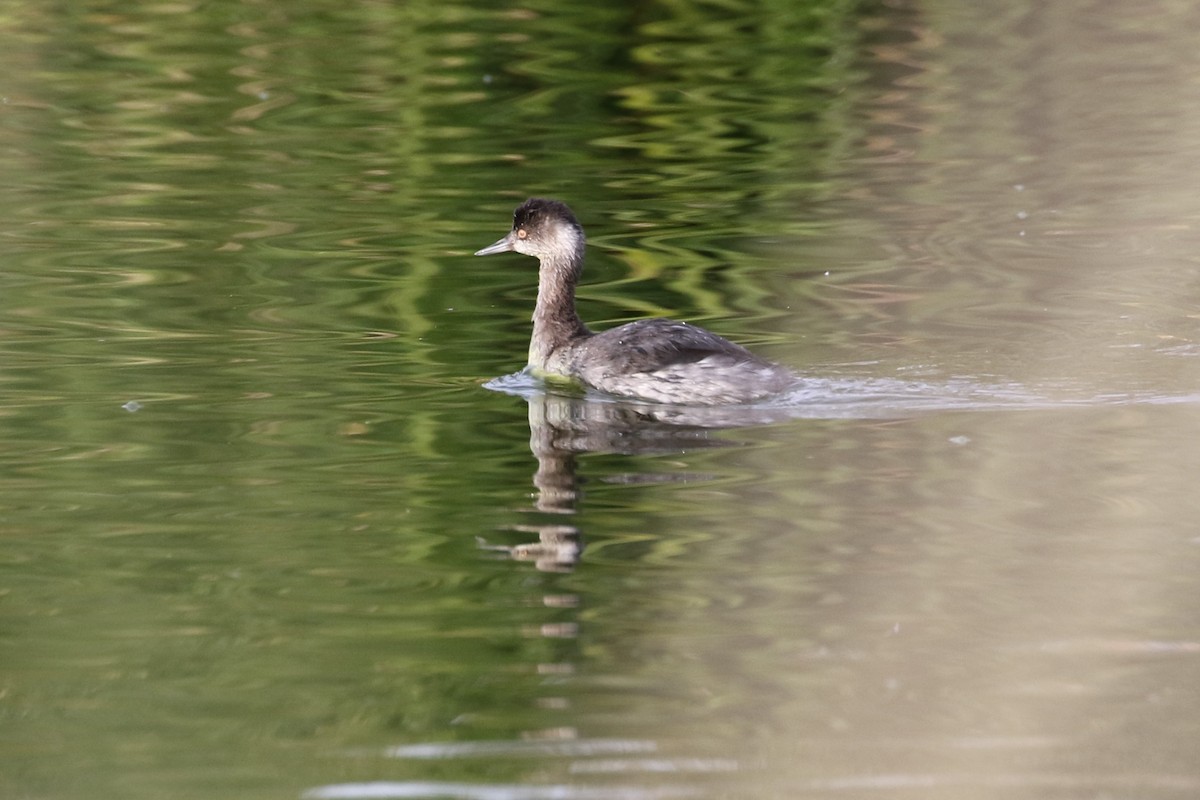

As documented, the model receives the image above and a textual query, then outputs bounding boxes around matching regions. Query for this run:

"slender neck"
[530,246,590,369]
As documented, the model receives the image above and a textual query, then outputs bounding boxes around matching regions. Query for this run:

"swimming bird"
[475,198,795,405]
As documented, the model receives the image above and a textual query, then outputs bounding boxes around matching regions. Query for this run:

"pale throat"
[529,226,588,369]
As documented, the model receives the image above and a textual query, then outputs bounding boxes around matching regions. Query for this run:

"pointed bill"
[474,235,514,256]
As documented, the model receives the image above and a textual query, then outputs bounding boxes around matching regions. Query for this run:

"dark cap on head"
[513,198,581,233]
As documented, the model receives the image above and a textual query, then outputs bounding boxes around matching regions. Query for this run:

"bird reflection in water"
[479,382,795,572]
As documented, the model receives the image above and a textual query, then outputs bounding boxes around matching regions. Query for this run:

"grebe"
[475,198,795,405]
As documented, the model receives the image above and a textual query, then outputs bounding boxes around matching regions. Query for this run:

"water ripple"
[303,783,694,800]
[385,738,656,759]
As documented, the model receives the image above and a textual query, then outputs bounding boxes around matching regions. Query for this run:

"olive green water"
[5,1,1200,798]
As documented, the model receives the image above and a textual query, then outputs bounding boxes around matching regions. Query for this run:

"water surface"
[4,1,1200,799]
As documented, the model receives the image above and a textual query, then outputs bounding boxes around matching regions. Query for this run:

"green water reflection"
[5,0,1200,798]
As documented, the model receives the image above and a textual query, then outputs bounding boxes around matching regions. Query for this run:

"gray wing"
[578,318,774,373]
